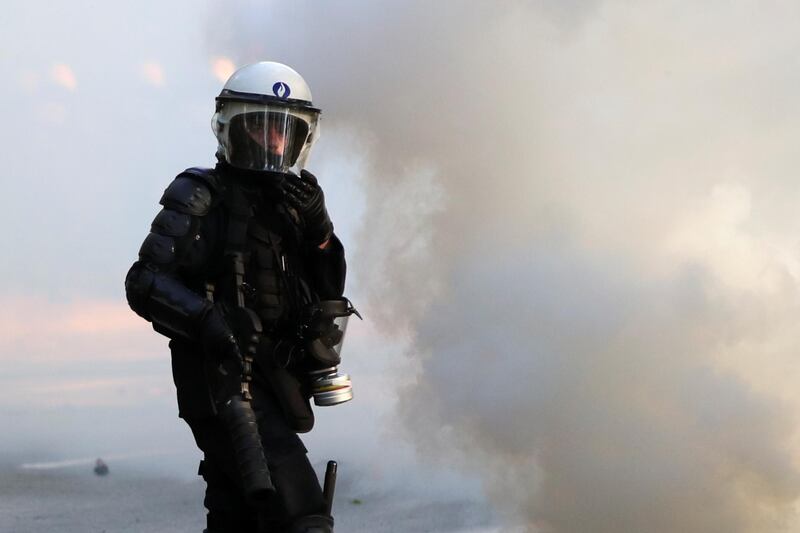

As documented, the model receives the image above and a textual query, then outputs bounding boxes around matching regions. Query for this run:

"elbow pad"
[125,262,210,341]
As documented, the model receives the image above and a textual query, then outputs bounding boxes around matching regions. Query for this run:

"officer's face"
[267,124,287,156]
[247,122,286,156]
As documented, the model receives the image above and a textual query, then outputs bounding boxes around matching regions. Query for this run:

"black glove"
[282,169,333,246]
[199,303,241,363]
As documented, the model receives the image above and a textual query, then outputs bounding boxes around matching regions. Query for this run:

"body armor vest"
[244,204,313,335]
[212,179,314,342]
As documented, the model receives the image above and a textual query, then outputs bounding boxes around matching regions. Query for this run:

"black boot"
[289,514,334,533]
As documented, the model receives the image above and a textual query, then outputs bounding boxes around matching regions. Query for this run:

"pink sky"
[0,296,165,364]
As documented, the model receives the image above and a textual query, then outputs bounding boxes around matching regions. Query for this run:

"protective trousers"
[187,374,326,533]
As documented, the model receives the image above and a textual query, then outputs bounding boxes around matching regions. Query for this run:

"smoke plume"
[209,1,800,530]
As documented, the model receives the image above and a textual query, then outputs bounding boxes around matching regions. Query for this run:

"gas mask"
[302,298,361,406]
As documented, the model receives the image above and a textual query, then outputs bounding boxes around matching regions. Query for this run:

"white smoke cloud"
[208,1,800,530]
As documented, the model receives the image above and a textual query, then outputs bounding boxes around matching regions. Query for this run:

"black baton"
[323,460,338,516]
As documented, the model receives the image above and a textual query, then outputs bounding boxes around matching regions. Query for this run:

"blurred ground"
[0,460,498,533]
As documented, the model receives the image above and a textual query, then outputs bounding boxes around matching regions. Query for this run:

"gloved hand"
[200,302,241,362]
[282,169,333,246]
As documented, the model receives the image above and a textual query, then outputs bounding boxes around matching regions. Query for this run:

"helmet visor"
[225,105,312,172]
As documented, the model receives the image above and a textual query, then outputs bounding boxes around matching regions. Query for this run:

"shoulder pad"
[138,232,176,264]
[151,208,192,237]
[160,176,214,216]
[179,167,223,193]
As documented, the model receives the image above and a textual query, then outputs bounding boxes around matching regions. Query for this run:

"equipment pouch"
[264,365,315,433]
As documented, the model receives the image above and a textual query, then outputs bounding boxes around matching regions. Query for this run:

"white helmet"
[212,61,321,174]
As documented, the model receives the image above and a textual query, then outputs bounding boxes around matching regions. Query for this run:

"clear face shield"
[214,102,319,173]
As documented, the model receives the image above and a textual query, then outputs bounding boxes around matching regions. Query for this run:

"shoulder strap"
[223,182,254,255]
[221,182,256,308]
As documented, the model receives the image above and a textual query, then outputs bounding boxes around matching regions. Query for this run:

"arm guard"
[125,263,210,340]
[125,169,222,341]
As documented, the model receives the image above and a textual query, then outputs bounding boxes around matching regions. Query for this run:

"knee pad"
[269,451,325,520]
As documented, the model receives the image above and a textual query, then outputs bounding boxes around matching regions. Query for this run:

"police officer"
[125,61,346,533]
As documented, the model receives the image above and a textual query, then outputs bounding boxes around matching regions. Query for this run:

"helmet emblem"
[272,82,291,99]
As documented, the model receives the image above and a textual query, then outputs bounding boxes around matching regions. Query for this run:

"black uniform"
[125,162,345,532]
